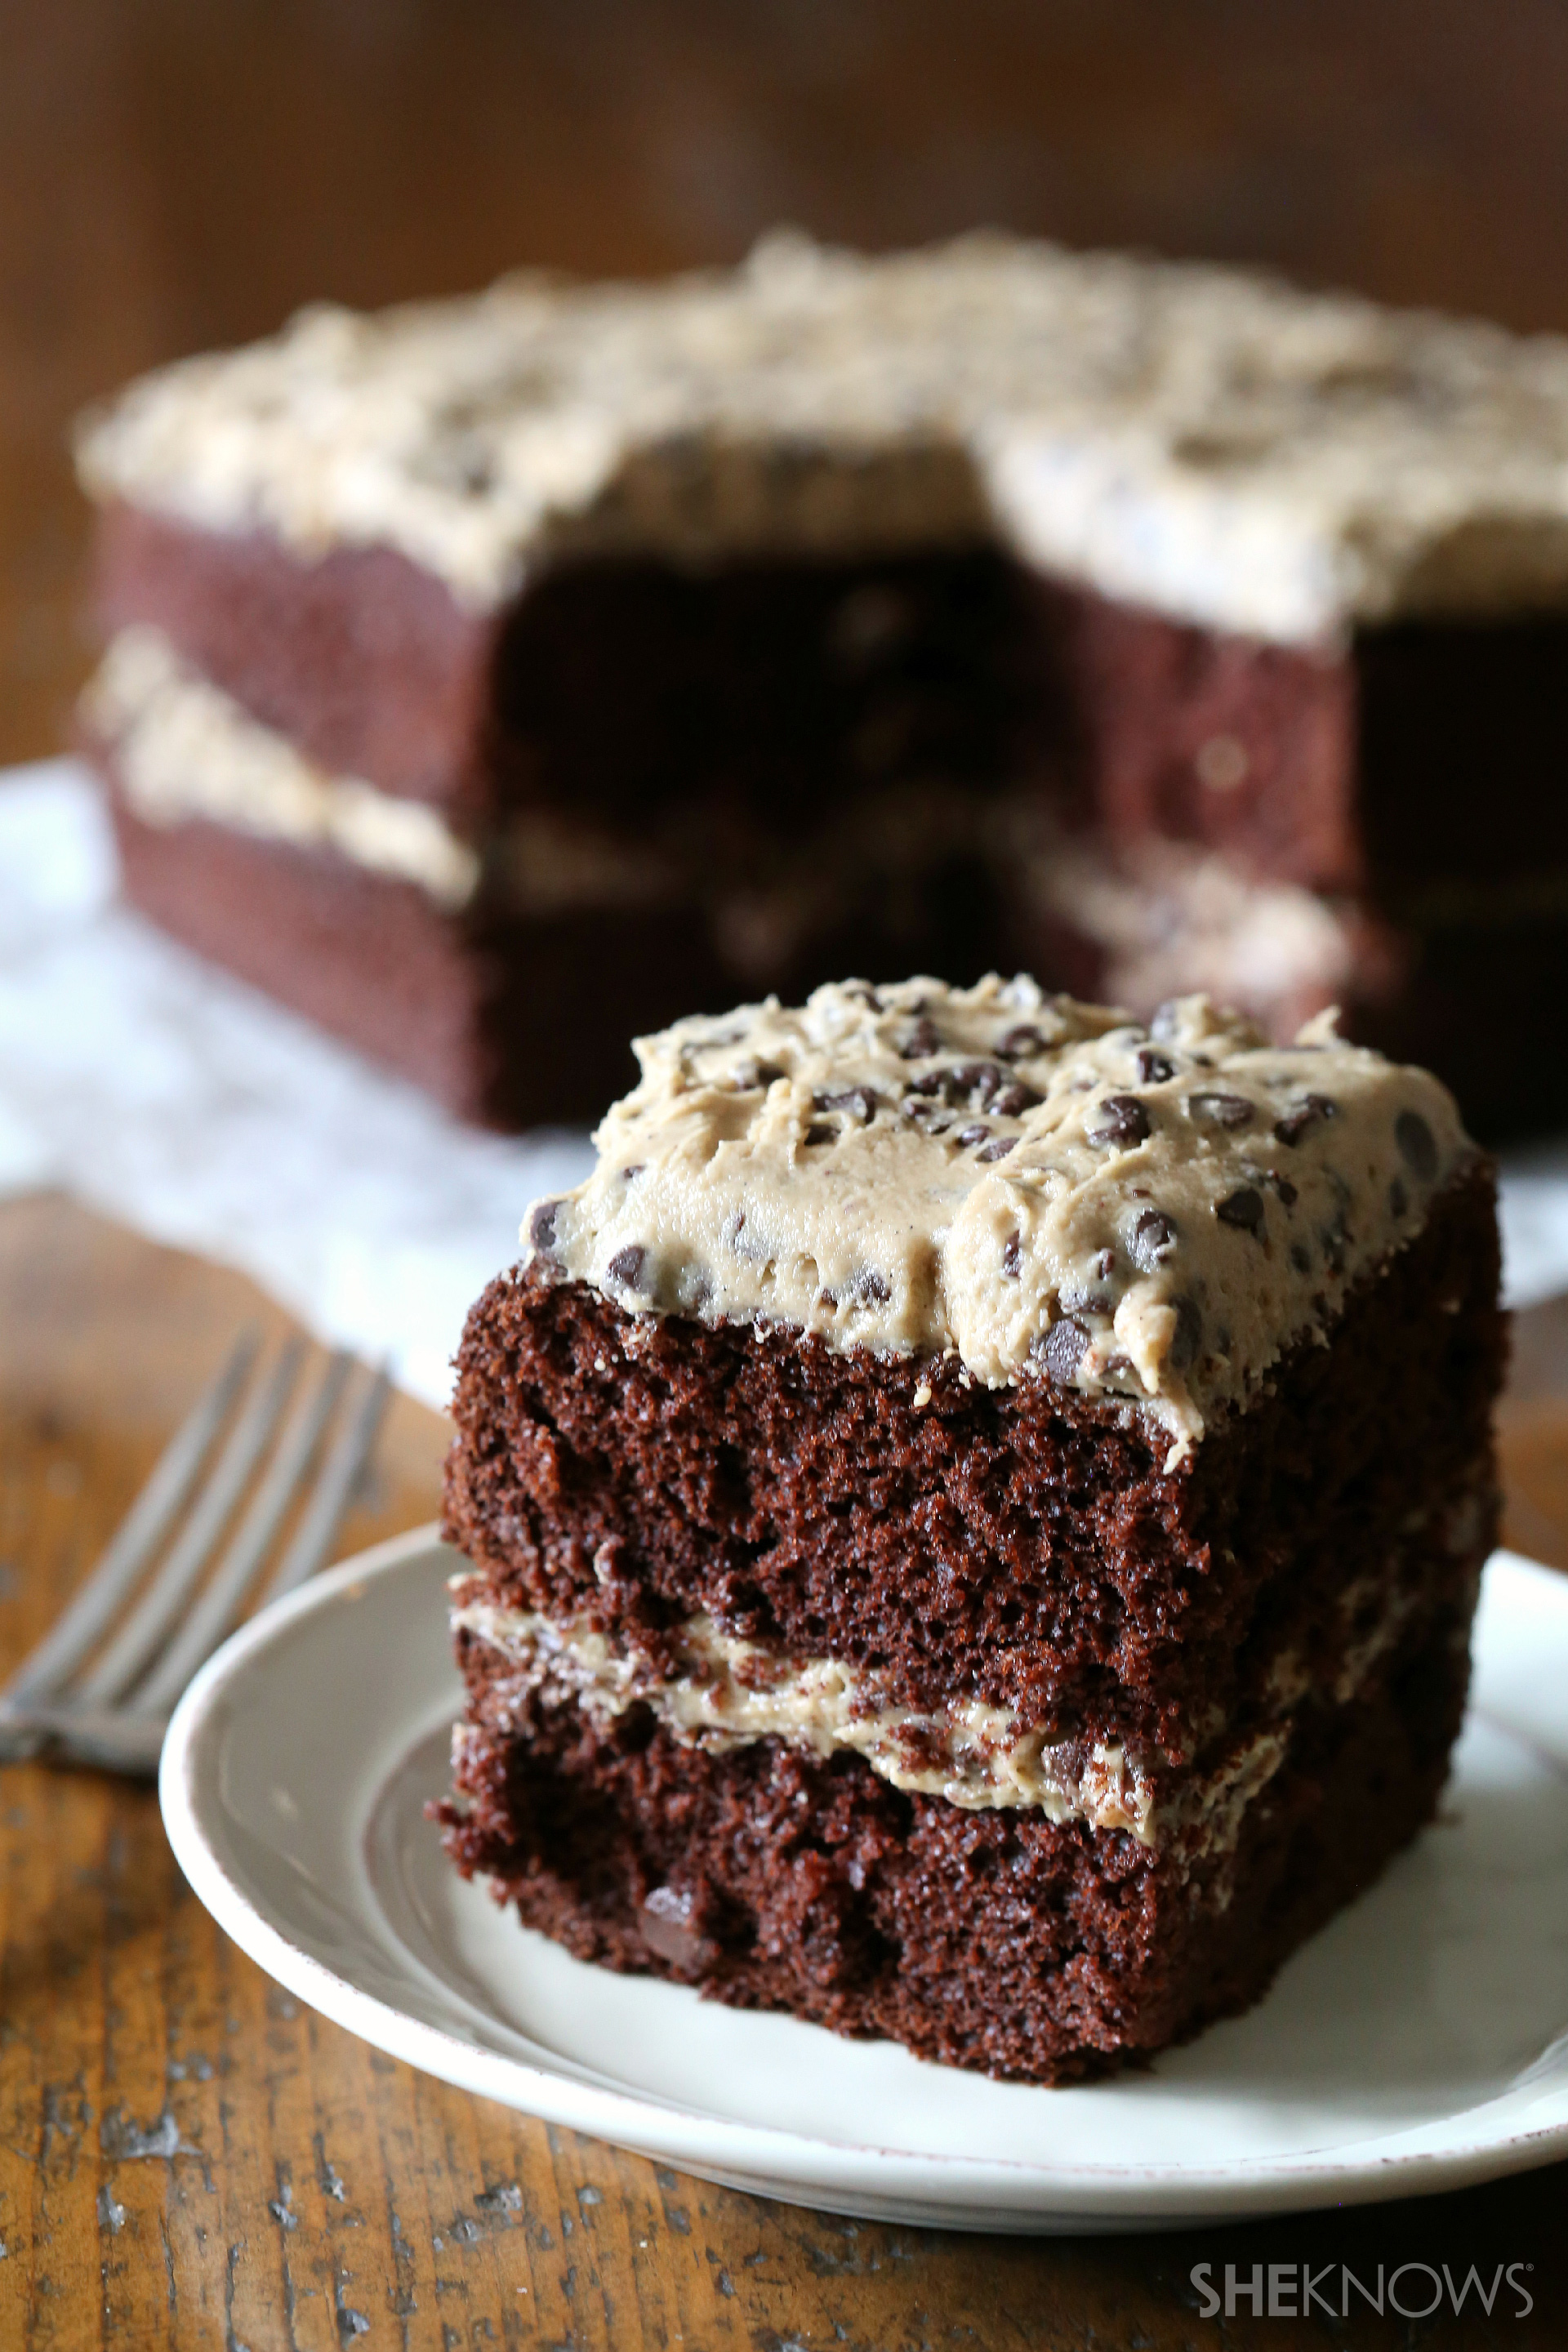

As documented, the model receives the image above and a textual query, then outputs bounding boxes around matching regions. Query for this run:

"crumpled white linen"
[0,760,593,1409]
[2,759,1566,1414]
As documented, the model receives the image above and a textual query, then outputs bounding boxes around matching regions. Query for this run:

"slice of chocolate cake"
[437,975,1504,2084]
[75,235,1568,1131]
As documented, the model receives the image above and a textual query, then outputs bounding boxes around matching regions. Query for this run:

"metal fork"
[0,1329,392,1775]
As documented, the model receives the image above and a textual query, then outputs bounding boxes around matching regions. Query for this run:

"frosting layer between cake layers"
[531,977,1469,1452]
[78,231,1568,644]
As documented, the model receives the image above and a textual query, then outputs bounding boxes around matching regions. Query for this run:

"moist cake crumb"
[434,978,1504,2083]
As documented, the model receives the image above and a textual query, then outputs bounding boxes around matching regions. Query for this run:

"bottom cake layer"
[437,1594,1473,2085]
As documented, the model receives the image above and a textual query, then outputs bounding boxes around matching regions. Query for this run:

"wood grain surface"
[0,1187,1562,2349]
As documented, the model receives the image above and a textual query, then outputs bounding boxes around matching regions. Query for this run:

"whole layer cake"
[77,234,1568,1132]
[438,976,1504,2083]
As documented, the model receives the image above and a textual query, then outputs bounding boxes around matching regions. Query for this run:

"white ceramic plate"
[160,1530,1568,2232]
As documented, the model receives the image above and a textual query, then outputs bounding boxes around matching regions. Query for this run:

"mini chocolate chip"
[1085,1095,1152,1149]
[1187,1091,1255,1130]
[903,1072,945,1098]
[1150,1001,1181,1043]
[1136,1048,1176,1085]
[1167,1295,1203,1374]
[1061,1285,1113,1314]
[607,1243,648,1291]
[1038,1316,1089,1383]
[619,1164,644,1183]
[977,1137,1018,1161]
[528,1199,562,1254]
[1274,1093,1338,1146]
[956,1124,991,1148]
[813,1085,878,1124]
[991,1080,1042,1117]
[1002,1232,1022,1278]
[854,1269,892,1303]
[1395,1109,1438,1181]
[804,1123,833,1147]
[1389,1175,1409,1218]
[898,1018,941,1060]
[950,1061,1005,1106]
[1094,1247,1116,1280]
[1215,1187,1266,1237]
[841,982,881,1008]
[1273,1176,1298,1209]
[1290,1241,1312,1273]
[998,1025,1045,1058]
[1130,1208,1178,1271]
[818,1288,838,1309]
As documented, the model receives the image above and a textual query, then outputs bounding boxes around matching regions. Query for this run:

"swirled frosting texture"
[78,232,1568,644]
[533,978,1472,1454]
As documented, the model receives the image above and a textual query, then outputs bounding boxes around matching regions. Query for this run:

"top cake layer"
[532,977,1470,1457]
[78,233,1568,646]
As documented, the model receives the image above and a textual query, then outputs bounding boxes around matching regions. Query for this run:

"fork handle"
[0,1702,166,1777]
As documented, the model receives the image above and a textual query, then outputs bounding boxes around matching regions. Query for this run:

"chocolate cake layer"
[438,1585,1472,2084]
[106,782,719,1122]
[445,1157,1498,1761]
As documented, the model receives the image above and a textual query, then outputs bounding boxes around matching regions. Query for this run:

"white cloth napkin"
[0,760,593,1409]
[2,758,1566,1413]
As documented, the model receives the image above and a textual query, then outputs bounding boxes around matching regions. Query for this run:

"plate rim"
[159,1527,1568,2226]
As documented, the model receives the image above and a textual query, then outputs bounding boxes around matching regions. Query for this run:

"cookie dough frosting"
[77,232,1568,644]
[528,976,1472,1454]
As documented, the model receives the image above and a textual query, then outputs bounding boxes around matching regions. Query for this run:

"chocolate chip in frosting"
[1136,1048,1176,1085]
[1002,1232,1022,1278]
[991,1080,1041,1117]
[1167,1295,1203,1374]
[853,1268,892,1303]
[728,1057,784,1091]
[813,1085,878,1124]
[1274,1094,1338,1146]
[950,1061,1005,1107]
[1396,1109,1438,1181]
[607,1243,648,1292]
[1085,1095,1152,1149]
[997,1024,1045,1059]
[528,1199,562,1255]
[1036,1316,1089,1383]
[977,1136,1018,1161]
[1187,1090,1255,1131]
[1216,1187,1266,1237]
[897,1018,942,1060]
[956,1124,992,1148]
[1130,1208,1178,1270]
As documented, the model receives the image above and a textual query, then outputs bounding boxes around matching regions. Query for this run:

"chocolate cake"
[75,234,1568,1131]
[437,975,1503,2084]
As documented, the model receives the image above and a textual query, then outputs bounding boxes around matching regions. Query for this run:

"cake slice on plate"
[437,975,1503,2082]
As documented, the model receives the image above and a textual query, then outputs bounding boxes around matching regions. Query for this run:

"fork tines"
[0,1330,390,1775]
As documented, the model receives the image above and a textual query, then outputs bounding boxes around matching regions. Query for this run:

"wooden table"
[0,1189,1562,2349]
